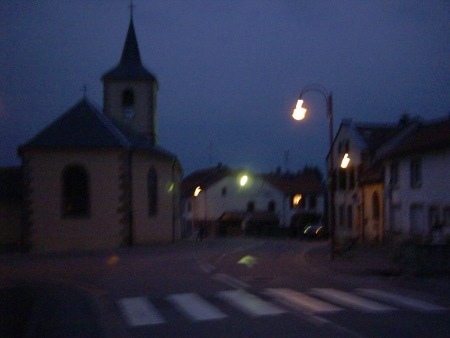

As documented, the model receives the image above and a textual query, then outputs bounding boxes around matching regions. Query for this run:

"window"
[291,194,302,209]
[148,168,157,216]
[372,192,380,220]
[410,159,422,188]
[122,89,134,108]
[309,195,317,209]
[338,204,345,227]
[338,168,347,190]
[268,200,276,212]
[247,201,255,213]
[221,187,227,197]
[62,165,90,218]
[347,205,353,229]
[390,162,399,187]
[348,167,355,190]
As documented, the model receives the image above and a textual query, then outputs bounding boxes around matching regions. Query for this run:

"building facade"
[181,165,325,237]
[18,16,182,252]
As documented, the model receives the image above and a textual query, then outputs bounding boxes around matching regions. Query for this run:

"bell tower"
[102,13,158,144]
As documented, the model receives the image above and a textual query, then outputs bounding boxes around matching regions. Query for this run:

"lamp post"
[292,84,336,260]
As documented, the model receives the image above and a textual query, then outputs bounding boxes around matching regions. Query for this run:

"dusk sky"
[1,1,449,175]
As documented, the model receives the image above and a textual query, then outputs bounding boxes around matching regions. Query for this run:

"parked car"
[301,223,329,240]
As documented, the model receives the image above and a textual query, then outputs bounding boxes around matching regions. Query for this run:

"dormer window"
[122,89,135,119]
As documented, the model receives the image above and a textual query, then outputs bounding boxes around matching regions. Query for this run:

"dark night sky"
[1,1,449,175]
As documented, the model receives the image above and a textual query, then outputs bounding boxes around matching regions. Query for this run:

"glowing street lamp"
[292,84,336,260]
[239,175,249,187]
[340,153,350,169]
[292,99,307,120]
[194,186,201,197]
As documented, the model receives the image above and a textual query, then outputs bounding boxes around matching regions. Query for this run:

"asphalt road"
[1,238,449,337]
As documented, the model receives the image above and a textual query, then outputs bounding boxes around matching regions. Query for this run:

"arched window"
[247,201,255,213]
[372,192,380,220]
[148,168,158,216]
[122,89,134,108]
[62,165,90,218]
[268,200,276,212]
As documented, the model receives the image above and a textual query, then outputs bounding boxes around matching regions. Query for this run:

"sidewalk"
[305,242,450,297]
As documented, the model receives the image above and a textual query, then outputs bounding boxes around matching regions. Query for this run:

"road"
[1,238,449,337]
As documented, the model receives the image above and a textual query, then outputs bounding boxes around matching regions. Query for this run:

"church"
[18,15,182,252]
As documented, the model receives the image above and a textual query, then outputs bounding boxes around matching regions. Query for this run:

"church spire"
[119,16,142,65]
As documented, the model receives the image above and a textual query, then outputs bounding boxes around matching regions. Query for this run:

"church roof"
[19,98,177,160]
[102,18,157,82]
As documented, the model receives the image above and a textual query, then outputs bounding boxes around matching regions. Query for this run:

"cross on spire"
[129,0,135,18]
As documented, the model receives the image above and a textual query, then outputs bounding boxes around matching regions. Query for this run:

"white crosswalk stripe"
[217,289,286,317]
[117,297,165,327]
[356,288,447,312]
[117,288,447,327]
[309,288,397,312]
[265,288,342,314]
[167,293,228,321]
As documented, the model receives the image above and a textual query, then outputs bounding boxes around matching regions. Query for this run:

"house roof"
[102,18,157,82]
[182,164,232,197]
[263,172,325,195]
[19,98,177,160]
[384,117,450,159]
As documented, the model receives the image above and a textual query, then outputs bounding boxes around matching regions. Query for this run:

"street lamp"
[292,84,336,260]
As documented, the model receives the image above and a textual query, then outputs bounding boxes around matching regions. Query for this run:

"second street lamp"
[292,84,336,260]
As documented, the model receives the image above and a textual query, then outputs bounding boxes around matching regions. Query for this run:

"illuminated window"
[148,168,157,216]
[292,194,302,208]
[62,165,90,218]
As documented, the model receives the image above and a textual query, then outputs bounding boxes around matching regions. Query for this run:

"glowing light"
[237,255,258,268]
[340,153,350,168]
[239,175,248,187]
[292,99,307,120]
[293,194,302,206]
[194,186,201,197]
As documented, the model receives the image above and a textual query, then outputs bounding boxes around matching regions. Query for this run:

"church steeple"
[102,12,158,145]
[119,17,142,65]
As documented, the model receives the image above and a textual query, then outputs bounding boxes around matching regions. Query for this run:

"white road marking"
[117,297,165,326]
[167,293,228,321]
[217,289,286,317]
[265,288,342,314]
[309,288,396,313]
[356,288,447,312]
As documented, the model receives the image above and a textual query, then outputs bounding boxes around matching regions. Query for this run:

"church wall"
[131,152,181,244]
[26,150,124,252]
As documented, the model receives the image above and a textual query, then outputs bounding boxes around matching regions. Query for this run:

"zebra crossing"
[117,287,447,328]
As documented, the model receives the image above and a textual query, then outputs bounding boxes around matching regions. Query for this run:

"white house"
[181,165,325,237]
[383,117,450,243]
[330,116,419,243]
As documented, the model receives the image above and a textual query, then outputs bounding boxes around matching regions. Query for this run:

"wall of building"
[24,150,124,252]
[385,149,450,240]
[131,152,181,244]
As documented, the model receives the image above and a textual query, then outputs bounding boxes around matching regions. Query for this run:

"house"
[181,164,325,237]
[330,116,420,243]
[382,117,450,243]
[18,15,182,252]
